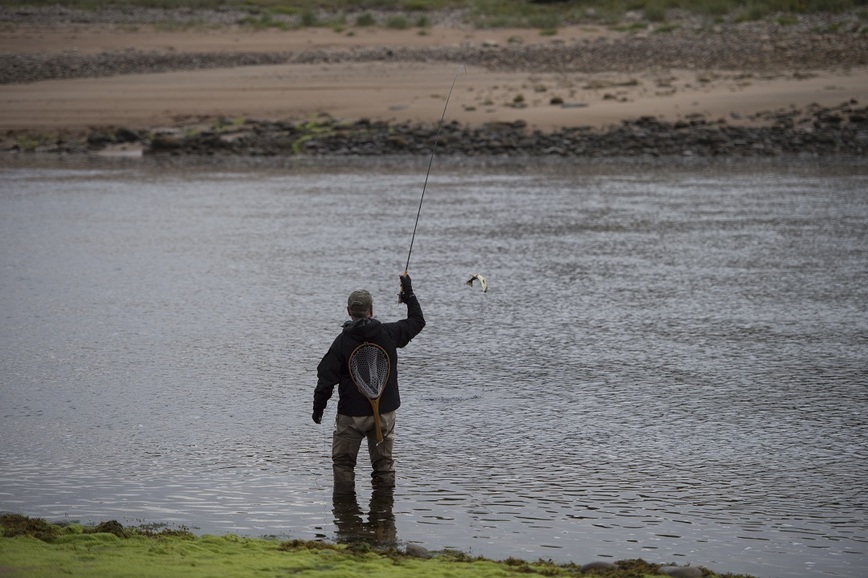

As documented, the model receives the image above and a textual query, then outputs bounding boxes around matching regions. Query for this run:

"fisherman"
[313,272,425,492]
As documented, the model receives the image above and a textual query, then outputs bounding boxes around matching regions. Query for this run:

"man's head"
[347,289,373,319]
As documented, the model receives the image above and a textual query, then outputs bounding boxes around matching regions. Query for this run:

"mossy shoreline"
[0,514,756,578]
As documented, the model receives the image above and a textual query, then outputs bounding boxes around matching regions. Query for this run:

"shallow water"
[1,156,866,578]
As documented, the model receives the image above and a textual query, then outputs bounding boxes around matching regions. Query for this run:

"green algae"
[1,515,755,578]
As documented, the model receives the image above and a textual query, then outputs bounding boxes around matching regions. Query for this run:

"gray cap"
[347,290,373,316]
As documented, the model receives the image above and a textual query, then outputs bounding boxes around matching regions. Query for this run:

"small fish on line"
[465,273,488,293]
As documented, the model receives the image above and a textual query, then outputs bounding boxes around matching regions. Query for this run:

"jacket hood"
[342,317,383,340]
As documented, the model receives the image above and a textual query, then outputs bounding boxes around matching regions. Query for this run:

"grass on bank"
[0,0,866,31]
[0,514,758,578]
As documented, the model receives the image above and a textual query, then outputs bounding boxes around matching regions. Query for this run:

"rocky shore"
[2,6,867,158]
[6,99,866,158]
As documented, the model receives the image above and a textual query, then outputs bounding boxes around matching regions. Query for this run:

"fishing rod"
[403,63,465,274]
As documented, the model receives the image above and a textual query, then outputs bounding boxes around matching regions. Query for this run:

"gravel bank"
[2,7,866,157]
[2,7,866,84]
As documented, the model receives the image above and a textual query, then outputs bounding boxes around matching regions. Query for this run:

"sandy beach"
[1,9,866,138]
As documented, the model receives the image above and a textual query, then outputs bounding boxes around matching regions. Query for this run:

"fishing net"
[349,343,390,400]
[348,342,391,444]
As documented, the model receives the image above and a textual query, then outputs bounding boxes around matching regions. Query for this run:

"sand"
[1,20,866,133]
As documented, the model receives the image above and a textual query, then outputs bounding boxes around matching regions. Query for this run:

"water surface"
[1,156,866,578]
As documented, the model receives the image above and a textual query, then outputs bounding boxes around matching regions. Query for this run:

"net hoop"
[348,342,390,400]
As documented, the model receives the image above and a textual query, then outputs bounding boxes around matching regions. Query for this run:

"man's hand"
[312,410,323,424]
[398,271,412,303]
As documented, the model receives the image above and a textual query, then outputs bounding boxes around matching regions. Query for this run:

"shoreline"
[0,513,755,578]
[1,7,867,156]
[3,99,866,159]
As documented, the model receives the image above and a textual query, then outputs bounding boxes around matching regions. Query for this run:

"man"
[313,272,425,491]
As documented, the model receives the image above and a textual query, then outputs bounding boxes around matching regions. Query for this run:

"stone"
[404,543,431,558]
[149,134,183,152]
[580,560,616,572]
[659,565,704,578]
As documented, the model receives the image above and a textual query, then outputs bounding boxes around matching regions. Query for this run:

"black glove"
[400,273,412,292]
[398,272,413,303]
[312,409,323,424]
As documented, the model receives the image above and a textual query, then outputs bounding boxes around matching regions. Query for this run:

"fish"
[465,273,488,293]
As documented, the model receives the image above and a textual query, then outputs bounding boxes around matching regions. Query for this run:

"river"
[1,155,866,577]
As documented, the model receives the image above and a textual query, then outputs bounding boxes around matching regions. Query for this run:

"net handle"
[369,398,383,443]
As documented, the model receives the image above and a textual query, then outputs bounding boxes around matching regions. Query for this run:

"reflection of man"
[332,487,397,548]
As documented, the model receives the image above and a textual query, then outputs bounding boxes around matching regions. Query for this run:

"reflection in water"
[333,488,397,549]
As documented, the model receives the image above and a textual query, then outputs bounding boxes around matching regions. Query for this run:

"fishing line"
[404,63,465,273]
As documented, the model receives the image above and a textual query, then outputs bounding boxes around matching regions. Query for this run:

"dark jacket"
[314,291,425,417]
